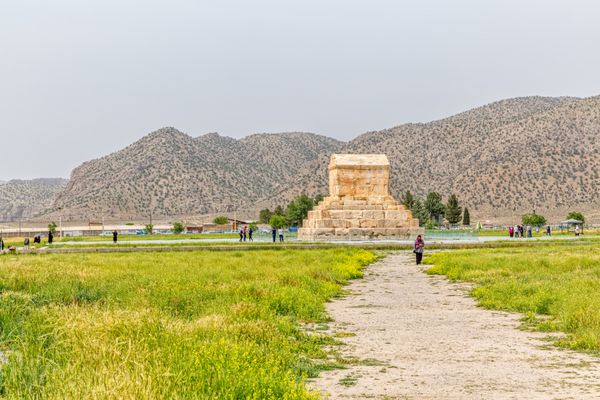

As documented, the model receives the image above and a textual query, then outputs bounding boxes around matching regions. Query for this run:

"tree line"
[400,191,470,227]
[258,194,323,228]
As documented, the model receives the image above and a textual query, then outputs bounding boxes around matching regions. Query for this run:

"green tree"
[213,215,229,225]
[410,199,429,227]
[400,190,415,209]
[144,224,154,234]
[269,215,286,229]
[249,222,258,231]
[462,207,470,226]
[273,205,285,216]
[172,221,185,234]
[258,208,273,224]
[445,194,462,225]
[424,192,445,225]
[314,194,325,204]
[566,211,585,223]
[286,194,314,226]
[521,213,546,227]
[48,222,57,235]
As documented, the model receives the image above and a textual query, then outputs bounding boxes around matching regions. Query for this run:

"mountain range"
[4,95,600,224]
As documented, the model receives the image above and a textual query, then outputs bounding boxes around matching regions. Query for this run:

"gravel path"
[311,252,600,399]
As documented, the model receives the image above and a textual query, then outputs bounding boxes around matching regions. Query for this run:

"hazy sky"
[1,0,599,180]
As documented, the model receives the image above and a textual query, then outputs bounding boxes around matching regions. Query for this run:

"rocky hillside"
[271,96,600,222]
[33,95,600,223]
[51,129,343,219]
[0,178,68,221]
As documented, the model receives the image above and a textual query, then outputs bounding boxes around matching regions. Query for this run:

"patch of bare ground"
[310,252,600,399]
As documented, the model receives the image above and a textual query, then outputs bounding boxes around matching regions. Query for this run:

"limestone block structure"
[298,154,423,241]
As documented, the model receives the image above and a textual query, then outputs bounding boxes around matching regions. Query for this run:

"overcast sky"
[1,0,599,180]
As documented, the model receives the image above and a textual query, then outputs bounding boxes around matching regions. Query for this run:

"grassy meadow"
[426,244,600,352]
[0,248,376,399]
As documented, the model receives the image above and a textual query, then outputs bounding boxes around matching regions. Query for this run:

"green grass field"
[0,249,376,399]
[425,244,600,353]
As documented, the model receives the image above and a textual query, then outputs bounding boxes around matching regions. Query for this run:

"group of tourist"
[272,227,284,242]
[238,225,254,242]
[508,225,534,238]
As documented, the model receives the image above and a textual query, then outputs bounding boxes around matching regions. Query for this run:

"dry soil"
[310,252,600,399]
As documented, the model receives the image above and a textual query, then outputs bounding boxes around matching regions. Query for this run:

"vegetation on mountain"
[0,178,67,221]
[50,129,342,220]
[9,95,600,223]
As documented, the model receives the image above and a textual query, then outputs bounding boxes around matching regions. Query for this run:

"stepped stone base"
[298,154,423,241]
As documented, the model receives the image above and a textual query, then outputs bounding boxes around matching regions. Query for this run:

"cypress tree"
[445,194,462,225]
[400,190,415,209]
[462,207,470,226]
[411,199,429,227]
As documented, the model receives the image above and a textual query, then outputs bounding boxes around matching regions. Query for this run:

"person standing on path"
[0,237,4,251]
[414,234,424,265]
[48,230,53,244]
[546,225,551,236]
[278,227,284,242]
[248,227,253,242]
[112,230,118,244]
[272,227,276,243]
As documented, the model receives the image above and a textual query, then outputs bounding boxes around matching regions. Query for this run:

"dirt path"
[311,252,600,399]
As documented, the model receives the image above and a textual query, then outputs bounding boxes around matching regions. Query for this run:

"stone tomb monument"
[298,154,423,241]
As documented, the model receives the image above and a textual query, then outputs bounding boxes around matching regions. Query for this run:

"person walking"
[248,227,253,242]
[509,226,514,238]
[278,227,284,242]
[414,234,425,265]
[575,225,580,236]
[527,225,532,238]
[48,230,54,244]
[239,228,243,242]
[514,225,519,238]
[112,230,118,244]
[271,227,277,243]
[546,225,551,236]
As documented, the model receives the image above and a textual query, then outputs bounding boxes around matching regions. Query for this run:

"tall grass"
[426,244,600,352]
[0,249,376,399]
